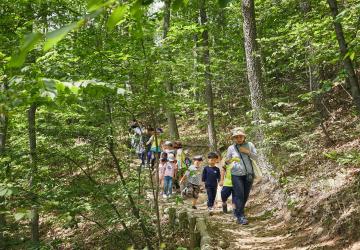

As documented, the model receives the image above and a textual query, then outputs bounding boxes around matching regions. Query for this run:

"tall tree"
[327,0,360,112]
[241,0,273,174]
[28,103,40,245]
[241,0,264,130]
[163,0,180,139]
[0,80,8,250]
[199,0,217,151]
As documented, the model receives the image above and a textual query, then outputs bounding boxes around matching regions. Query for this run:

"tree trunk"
[163,0,180,139]
[241,0,264,130]
[0,81,8,250]
[327,0,360,112]
[241,0,274,174]
[105,100,154,250]
[28,103,40,246]
[199,0,217,152]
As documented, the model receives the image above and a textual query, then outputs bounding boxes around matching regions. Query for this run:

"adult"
[130,123,146,166]
[225,127,258,225]
[146,128,163,168]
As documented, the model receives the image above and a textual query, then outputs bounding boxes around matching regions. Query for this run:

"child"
[163,141,176,155]
[154,154,167,194]
[202,152,220,212]
[184,150,192,168]
[180,155,203,209]
[161,154,177,198]
[219,160,235,214]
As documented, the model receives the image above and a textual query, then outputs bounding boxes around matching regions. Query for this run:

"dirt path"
[169,181,352,250]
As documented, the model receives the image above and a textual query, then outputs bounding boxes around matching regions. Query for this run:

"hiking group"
[130,123,259,225]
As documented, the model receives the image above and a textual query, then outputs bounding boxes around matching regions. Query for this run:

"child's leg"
[206,187,216,208]
[168,177,173,195]
[210,187,217,207]
[206,187,211,207]
[192,184,200,206]
[141,152,145,165]
[221,186,232,212]
[221,186,232,203]
[163,176,169,195]
[147,151,152,164]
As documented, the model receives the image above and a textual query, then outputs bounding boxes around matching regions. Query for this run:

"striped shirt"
[185,165,202,185]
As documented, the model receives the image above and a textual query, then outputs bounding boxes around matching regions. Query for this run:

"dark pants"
[221,186,234,203]
[232,175,253,218]
[138,153,145,165]
[206,186,217,208]
[146,151,152,164]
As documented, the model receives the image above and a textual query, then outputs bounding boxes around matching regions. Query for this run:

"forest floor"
[160,174,360,250]
[161,106,360,250]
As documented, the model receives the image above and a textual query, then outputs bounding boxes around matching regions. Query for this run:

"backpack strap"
[234,144,253,175]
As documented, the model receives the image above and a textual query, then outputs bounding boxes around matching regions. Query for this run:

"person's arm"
[174,163,178,178]
[146,135,153,145]
[225,146,232,165]
[180,170,189,184]
[202,167,207,183]
[219,166,226,187]
[242,142,258,160]
[216,167,221,183]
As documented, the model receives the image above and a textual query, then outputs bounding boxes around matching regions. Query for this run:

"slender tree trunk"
[327,0,360,112]
[152,120,162,245]
[199,0,217,151]
[28,103,40,246]
[192,16,201,103]
[163,0,180,139]
[241,0,274,174]
[0,81,8,250]
[105,100,153,250]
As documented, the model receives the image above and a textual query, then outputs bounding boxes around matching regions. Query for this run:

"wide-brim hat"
[231,127,246,137]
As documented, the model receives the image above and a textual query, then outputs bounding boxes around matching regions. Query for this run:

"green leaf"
[130,1,144,20]
[88,0,103,12]
[218,0,231,8]
[14,212,26,221]
[8,32,42,68]
[107,5,128,31]
[141,0,153,5]
[349,52,355,61]
[172,0,186,11]
[44,21,83,51]
[88,0,114,12]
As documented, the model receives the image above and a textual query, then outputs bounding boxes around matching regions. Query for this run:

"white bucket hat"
[231,127,246,137]
[168,154,176,162]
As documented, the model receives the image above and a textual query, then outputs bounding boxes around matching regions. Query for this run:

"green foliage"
[8,33,42,68]
[107,5,128,31]
[44,21,84,51]
[324,150,360,166]
[1,0,360,248]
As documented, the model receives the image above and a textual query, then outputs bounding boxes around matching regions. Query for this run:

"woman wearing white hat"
[225,127,258,225]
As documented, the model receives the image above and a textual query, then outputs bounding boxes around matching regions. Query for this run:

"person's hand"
[239,147,250,155]
[219,181,224,187]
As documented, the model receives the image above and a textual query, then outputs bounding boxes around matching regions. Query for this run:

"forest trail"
[159,178,360,250]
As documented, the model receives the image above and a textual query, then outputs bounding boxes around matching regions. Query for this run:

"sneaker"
[162,194,167,199]
[222,203,228,213]
[237,216,249,225]
[192,206,197,209]
[168,194,172,198]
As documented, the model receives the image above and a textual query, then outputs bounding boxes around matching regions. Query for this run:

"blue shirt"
[202,166,220,188]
